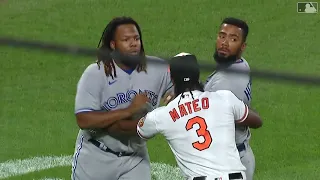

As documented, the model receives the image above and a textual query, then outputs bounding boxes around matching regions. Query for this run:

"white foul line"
[0,155,183,180]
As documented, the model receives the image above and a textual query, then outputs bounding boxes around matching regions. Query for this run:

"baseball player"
[137,53,262,180]
[204,17,260,180]
[71,16,173,180]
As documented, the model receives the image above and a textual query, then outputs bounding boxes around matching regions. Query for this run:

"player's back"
[156,90,246,177]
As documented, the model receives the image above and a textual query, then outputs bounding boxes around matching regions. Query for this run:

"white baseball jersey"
[137,90,247,178]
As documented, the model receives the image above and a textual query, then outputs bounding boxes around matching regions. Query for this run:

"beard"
[213,49,241,65]
[111,48,142,69]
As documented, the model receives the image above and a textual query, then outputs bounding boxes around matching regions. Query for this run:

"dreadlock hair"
[175,81,204,104]
[174,81,204,97]
[96,16,146,79]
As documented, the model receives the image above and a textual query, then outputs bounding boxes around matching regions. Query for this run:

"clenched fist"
[127,93,150,115]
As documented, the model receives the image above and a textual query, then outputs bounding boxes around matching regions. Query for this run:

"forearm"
[106,119,139,136]
[76,109,132,129]
[104,101,152,136]
[237,109,262,129]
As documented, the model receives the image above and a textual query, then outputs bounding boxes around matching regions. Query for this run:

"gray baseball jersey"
[74,55,173,152]
[204,58,256,180]
[71,56,173,180]
[204,58,252,144]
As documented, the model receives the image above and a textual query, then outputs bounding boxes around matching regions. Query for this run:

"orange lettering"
[202,97,209,109]
[178,104,188,117]
[185,102,193,114]
[185,116,212,151]
[192,99,201,112]
[169,108,180,122]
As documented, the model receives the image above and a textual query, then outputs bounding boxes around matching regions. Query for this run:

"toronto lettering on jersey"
[102,89,158,110]
[169,97,209,122]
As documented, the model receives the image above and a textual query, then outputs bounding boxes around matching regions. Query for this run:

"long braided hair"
[96,16,146,79]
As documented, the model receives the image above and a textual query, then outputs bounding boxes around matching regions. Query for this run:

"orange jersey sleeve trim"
[137,128,150,140]
[236,104,249,123]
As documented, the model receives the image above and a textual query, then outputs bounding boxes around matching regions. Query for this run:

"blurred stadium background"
[0,0,319,179]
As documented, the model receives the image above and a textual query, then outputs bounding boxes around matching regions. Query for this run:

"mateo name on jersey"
[169,97,209,122]
[102,89,159,110]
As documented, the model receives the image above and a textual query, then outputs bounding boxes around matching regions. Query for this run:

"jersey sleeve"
[218,90,249,123]
[162,65,174,97]
[136,111,158,140]
[75,63,103,114]
[204,68,251,105]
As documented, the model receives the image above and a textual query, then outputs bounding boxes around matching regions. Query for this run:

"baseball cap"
[169,52,200,84]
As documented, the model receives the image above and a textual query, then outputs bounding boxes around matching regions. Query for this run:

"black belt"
[237,143,246,152]
[193,172,243,180]
[88,139,134,157]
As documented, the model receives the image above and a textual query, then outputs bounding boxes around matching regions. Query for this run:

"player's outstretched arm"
[222,90,263,129]
[236,108,262,129]
[104,102,153,136]
[105,119,140,137]
[136,110,159,140]
[76,94,150,130]
[76,109,132,130]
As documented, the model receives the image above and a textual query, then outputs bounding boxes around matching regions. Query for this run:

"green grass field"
[1,0,320,179]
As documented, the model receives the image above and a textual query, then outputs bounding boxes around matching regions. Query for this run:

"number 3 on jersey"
[185,116,212,151]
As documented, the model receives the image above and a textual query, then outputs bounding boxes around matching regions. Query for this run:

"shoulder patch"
[138,116,146,127]
[235,59,244,63]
